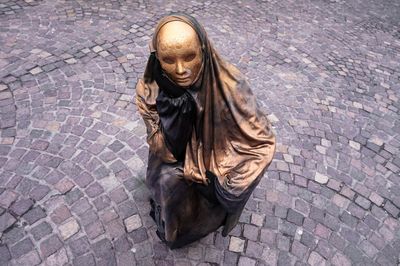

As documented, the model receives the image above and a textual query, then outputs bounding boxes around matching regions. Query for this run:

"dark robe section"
[146,152,226,249]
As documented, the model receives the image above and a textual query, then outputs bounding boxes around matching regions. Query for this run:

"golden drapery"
[135,14,276,247]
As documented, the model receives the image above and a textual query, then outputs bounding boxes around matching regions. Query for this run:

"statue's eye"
[184,53,196,62]
[162,57,174,64]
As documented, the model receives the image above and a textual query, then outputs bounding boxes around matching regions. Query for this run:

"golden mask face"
[156,21,203,88]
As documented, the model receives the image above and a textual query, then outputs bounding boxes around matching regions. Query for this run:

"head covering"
[142,13,276,198]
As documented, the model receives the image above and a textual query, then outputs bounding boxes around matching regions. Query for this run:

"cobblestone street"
[0,0,400,265]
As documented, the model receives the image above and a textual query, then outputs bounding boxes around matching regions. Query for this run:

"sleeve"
[206,170,252,213]
[192,170,252,213]
[135,79,177,163]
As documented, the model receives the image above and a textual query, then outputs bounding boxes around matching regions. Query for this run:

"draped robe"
[135,14,276,249]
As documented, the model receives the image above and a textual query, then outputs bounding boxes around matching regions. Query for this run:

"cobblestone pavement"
[0,0,400,265]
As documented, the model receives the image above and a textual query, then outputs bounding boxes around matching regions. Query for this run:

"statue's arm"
[135,79,177,163]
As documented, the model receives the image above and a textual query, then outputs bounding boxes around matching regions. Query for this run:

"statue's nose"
[175,61,185,75]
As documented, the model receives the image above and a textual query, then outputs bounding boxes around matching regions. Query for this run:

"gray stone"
[22,206,46,225]
[10,238,34,258]
[0,212,16,232]
[40,235,63,258]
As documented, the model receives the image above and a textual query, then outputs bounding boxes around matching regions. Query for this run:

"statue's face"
[157,21,202,87]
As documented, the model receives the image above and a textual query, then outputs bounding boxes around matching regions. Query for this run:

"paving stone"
[332,194,350,209]
[40,235,63,258]
[69,236,91,256]
[277,251,294,266]
[309,206,325,223]
[29,184,50,201]
[100,207,119,223]
[280,220,297,237]
[71,197,92,215]
[238,256,256,266]
[369,232,386,250]
[243,224,259,241]
[22,206,46,225]
[343,245,364,264]
[58,218,80,240]
[274,205,288,218]
[117,200,138,219]
[118,251,138,265]
[73,254,96,266]
[347,203,366,219]
[331,252,351,266]
[327,179,341,191]
[205,247,223,263]
[65,188,84,205]
[369,192,384,206]
[300,231,317,249]
[276,234,290,251]
[1,225,24,246]
[340,187,356,200]
[45,247,69,266]
[250,213,264,227]
[50,205,72,224]
[315,172,329,184]
[124,214,142,232]
[355,195,371,210]
[85,220,105,239]
[128,227,148,243]
[339,211,358,227]
[245,240,263,258]
[363,214,380,229]
[113,235,132,253]
[359,240,378,258]
[74,172,94,188]
[380,245,398,265]
[291,240,308,258]
[261,248,278,265]
[188,246,203,260]
[260,228,276,246]
[93,195,111,211]
[108,140,124,152]
[31,221,52,241]
[78,209,99,226]
[0,212,17,232]
[9,198,34,216]
[316,240,334,259]
[0,244,11,264]
[224,250,239,265]
[85,182,105,198]
[92,238,114,258]
[0,190,18,208]
[13,250,42,266]
[229,236,245,253]
[383,201,400,217]
[105,219,125,239]
[314,223,331,239]
[308,251,326,266]
[340,227,360,244]
[287,209,304,225]
[10,237,34,259]
[109,187,128,203]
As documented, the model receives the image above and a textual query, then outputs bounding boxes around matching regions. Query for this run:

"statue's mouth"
[175,76,191,83]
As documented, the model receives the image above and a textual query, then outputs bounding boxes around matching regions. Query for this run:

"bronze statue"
[136,13,276,249]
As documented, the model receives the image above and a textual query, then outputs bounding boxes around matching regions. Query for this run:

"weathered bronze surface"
[136,14,276,248]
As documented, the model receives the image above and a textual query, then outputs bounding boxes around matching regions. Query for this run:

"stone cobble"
[1,0,400,265]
